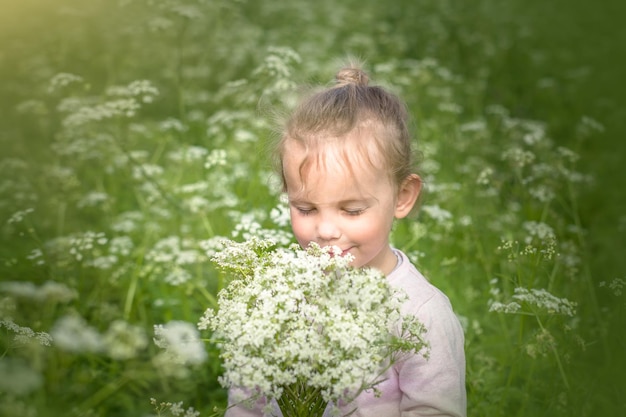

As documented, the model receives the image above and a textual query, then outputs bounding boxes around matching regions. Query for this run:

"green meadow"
[1,0,624,416]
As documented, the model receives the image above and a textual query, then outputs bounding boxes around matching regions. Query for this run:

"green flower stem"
[277,380,327,417]
[75,374,130,414]
[535,316,569,390]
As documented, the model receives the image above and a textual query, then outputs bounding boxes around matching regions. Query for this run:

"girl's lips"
[341,247,354,257]
[318,245,353,257]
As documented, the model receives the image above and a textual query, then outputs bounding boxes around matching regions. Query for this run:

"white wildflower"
[204,148,227,169]
[422,204,453,225]
[476,167,494,185]
[86,255,119,269]
[77,191,109,209]
[132,163,164,180]
[103,320,148,360]
[178,181,209,194]
[106,80,159,103]
[69,231,107,262]
[201,240,428,411]
[270,201,291,228]
[51,315,104,353]
[111,211,144,233]
[48,72,83,93]
[575,115,605,139]
[524,221,554,240]
[168,145,208,163]
[153,321,207,365]
[0,281,77,304]
[0,358,43,396]
[491,287,577,317]
[145,236,203,266]
[0,318,53,347]
[7,208,34,224]
[234,129,257,143]
[183,195,210,213]
[502,147,535,168]
[600,278,625,297]
[159,118,188,133]
[164,267,193,285]
[109,236,134,257]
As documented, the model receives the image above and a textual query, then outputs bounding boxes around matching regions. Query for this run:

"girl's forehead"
[283,132,386,169]
[282,139,393,198]
[284,140,383,180]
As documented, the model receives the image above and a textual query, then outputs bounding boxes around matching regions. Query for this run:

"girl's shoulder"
[387,249,456,318]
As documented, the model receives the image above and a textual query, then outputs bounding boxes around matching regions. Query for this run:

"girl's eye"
[345,209,365,216]
[296,207,315,216]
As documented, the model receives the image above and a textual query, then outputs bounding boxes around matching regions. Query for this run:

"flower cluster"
[199,239,428,414]
[489,285,577,317]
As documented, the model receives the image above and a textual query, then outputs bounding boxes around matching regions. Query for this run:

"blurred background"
[1,0,624,416]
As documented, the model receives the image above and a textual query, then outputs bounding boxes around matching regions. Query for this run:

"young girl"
[227,63,466,417]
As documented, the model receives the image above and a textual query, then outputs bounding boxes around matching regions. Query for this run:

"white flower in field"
[488,300,522,314]
[132,163,164,180]
[150,398,201,417]
[230,211,294,246]
[168,145,208,162]
[48,72,83,93]
[422,204,453,225]
[529,185,555,203]
[460,119,487,133]
[0,281,77,304]
[15,99,47,116]
[502,147,536,168]
[201,239,428,410]
[50,315,104,353]
[204,149,228,168]
[198,236,228,258]
[106,80,159,103]
[178,181,210,194]
[86,255,118,269]
[6,208,34,224]
[490,286,576,317]
[476,167,494,185]
[183,195,210,213]
[68,231,108,262]
[269,201,290,227]
[153,321,207,365]
[103,320,148,360]
[159,118,188,133]
[111,211,144,233]
[62,99,142,127]
[0,357,43,396]
[575,115,605,139]
[234,129,257,143]
[599,278,625,296]
[109,236,134,257]
[438,102,462,114]
[164,266,193,285]
[77,191,109,209]
[146,236,204,267]
[522,221,556,242]
[0,318,52,347]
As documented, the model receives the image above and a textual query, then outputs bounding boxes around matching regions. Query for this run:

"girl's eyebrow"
[288,197,374,206]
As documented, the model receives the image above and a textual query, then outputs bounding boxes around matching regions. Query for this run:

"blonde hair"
[273,62,415,191]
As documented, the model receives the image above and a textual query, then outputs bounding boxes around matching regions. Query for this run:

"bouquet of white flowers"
[198,238,429,417]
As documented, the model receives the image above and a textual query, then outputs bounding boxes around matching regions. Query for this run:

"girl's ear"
[394,174,422,219]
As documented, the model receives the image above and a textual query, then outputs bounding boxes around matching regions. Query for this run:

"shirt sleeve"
[397,292,467,417]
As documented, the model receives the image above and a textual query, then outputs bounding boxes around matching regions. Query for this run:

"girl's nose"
[316,218,341,242]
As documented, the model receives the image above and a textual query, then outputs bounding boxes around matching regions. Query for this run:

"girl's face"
[282,139,420,276]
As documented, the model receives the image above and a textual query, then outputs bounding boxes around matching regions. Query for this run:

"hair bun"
[335,67,369,87]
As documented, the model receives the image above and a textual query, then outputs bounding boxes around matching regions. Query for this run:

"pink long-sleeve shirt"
[225,249,467,417]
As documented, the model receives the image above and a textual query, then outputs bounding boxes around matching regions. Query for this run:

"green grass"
[1,0,624,416]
